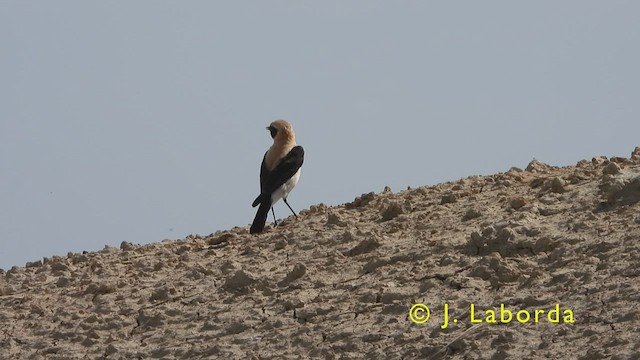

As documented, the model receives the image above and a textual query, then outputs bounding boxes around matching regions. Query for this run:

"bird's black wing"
[252,152,269,207]
[258,151,268,193]
[252,146,304,207]
[264,145,304,194]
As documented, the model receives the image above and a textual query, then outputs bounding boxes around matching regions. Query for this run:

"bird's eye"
[268,126,278,138]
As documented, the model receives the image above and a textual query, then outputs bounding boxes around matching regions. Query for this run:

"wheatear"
[250,120,304,234]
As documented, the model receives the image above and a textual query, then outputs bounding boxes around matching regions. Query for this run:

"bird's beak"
[265,126,270,131]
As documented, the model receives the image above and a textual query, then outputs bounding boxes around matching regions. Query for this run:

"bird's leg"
[271,207,278,227]
[283,198,297,217]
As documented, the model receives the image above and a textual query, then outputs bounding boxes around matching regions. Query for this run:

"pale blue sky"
[1,1,639,269]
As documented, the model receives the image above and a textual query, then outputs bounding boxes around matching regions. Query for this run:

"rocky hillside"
[1,148,640,360]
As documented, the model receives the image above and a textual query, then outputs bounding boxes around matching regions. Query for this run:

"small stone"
[496,227,516,242]
[222,270,256,293]
[295,307,316,321]
[105,344,118,356]
[362,333,386,343]
[440,193,457,204]
[274,239,286,250]
[598,175,640,204]
[326,212,346,227]
[592,156,609,165]
[345,192,376,209]
[81,337,97,347]
[510,198,527,210]
[50,261,69,272]
[174,245,191,255]
[462,208,482,221]
[381,303,408,315]
[84,282,116,296]
[72,254,90,264]
[380,292,406,304]
[282,263,306,284]
[534,237,554,253]
[448,338,468,353]
[530,177,546,188]
[43,347,62,355]
[201,321,220,331]
[341,230,356,242]
[550,177,566,193]
[576,159,590,167]
[6,266,21,277]
[150,286,174,302]
[362,257,389,273]
[208,232,237,246]
[283,299,304,311]
[220,260,240,275]
[0,283,14,296]
[526,159,552,173]
[136,310,165,328]
[602,162,621,175]
[56,277,71,288]
[343,238,381,257]
[307,203,328,213]
[380,202,404,221]
[100,245,118,254]
[26,260,43,268]
[120,241,135,251]
[618,176,640,205]
[225,322,249,335]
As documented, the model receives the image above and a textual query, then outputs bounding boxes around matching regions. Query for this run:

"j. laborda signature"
[409,303,574,328]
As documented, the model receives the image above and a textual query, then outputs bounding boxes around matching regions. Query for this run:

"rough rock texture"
[2,149,640,359]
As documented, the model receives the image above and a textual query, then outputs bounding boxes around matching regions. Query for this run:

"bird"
[250,120,304,234]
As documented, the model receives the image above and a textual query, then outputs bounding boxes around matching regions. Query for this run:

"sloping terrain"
[1,148,640,360]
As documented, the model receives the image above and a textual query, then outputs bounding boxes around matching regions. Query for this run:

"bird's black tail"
[250,200,271,234]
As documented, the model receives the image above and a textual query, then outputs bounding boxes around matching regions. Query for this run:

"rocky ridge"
[1,148,640,359]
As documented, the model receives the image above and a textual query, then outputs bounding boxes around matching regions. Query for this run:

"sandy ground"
[1,148,640,360]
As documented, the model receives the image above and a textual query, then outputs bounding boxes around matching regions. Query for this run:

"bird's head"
[267,120,296,143]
